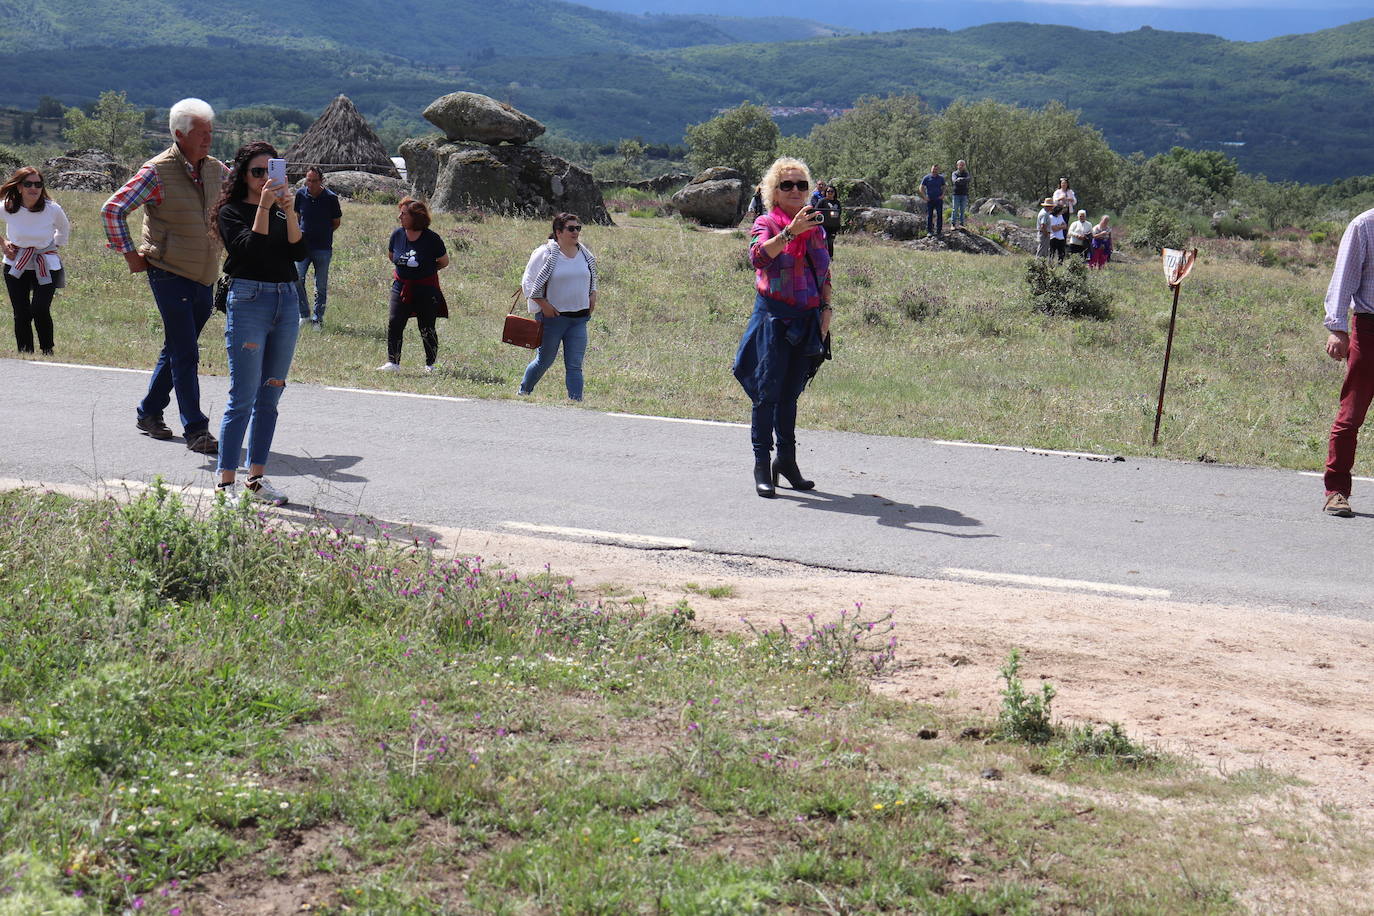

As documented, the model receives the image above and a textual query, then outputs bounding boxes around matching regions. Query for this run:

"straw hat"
[1040,198,1057,208]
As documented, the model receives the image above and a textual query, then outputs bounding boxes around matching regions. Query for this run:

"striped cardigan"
[521,240,598,313]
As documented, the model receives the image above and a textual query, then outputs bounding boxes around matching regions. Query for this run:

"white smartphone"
[267,158,287,195]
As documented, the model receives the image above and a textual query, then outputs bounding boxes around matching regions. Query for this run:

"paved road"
[2,357,1365,618]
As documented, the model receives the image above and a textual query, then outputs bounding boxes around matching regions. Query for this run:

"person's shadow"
[777,489,994,538]
[195,451,366,483]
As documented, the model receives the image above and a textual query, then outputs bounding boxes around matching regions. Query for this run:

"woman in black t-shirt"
[378,197,449,373]
[209,141,308,507]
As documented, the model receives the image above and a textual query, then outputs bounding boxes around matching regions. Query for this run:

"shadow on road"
[202,451,368,483]
[778,489,995,538]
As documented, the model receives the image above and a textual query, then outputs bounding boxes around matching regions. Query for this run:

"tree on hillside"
[35,96,64,119]
[804,94,933,195]
[63,90,147,160]
[684,102,778,183]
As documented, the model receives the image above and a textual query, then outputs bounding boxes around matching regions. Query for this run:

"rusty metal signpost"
[1152,247,1199,446]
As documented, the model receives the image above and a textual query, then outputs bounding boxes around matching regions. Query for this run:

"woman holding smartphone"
[733,157,832,498]
[210,142,307,506]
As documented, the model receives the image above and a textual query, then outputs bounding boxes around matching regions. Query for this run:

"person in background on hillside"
[1320,205,1374,517]
[1,167,69,355]
[809,181,827,209]
[1052,177,1077,218]
[294,166,342,328]
[817,183,842,260]
[1049,204,1068,261]
[1036,197,1055,258]
[211,141,306,507]
[518,212,598,400]
[1067,209,1094,259]
[950,159,971,228]
[747,184,765,219]
[919,164,945,237]
[379,198,449,373]
[1089,215,1113,268]
[101,97,223,455]
[733,157,832,499]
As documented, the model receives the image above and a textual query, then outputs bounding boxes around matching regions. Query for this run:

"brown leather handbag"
[502,288,543,349]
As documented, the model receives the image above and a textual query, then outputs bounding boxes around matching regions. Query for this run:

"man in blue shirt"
[294,166,343,327]
[919,165,945,237]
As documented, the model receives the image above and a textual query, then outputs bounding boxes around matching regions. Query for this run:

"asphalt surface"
[2,356,1366,618]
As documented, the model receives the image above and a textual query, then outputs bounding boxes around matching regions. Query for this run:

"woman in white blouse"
[1,167,70,355]
[518,212,598,401]
[1052,177,1077,217]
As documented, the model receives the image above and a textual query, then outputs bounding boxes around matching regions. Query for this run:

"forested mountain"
[2,0,1371,181]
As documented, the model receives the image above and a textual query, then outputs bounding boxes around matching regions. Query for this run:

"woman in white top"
[1049,205,1068,262]
[1,167,70,354]
[518,212,599,401]
[1067,209,1094,259]
[1052,177,1077,217]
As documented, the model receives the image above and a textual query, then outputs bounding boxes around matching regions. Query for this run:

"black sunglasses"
[21,180,43,189]
[563,225,583,233]
[777,180,809,192]
[248,166,269,178]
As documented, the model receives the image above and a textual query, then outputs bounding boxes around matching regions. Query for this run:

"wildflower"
[872,803,884,811]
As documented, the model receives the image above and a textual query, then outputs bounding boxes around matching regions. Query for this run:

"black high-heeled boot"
[772,449,814,490]
[754,455,776,498]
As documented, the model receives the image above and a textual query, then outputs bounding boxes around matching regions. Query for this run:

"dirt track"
[438,524,1374,822]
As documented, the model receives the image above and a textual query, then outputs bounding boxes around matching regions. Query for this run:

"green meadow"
[2,485,1370,913]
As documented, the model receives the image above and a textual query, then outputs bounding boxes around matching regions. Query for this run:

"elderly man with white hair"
[101,98,226,455]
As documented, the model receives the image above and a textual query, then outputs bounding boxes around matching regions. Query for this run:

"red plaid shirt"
[100,155,225,254]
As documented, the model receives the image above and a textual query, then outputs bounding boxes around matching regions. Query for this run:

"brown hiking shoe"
[185,430,219,455]
[1323,492,1354,517]
[136,413,174,440]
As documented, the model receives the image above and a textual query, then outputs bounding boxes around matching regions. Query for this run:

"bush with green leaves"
[1130,202,1190,251]
[1024,256,1112,319]
[996,648,1057,744]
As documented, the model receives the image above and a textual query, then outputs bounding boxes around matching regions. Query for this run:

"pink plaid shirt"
[1324,207,1374,333]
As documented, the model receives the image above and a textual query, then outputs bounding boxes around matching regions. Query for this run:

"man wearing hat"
[1036,198,1055,258]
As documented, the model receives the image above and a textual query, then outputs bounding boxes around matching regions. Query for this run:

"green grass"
[1,486,1371,912]
[24,193,1344,472]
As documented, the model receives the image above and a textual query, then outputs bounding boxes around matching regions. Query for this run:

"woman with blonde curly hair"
[732,157,833,498]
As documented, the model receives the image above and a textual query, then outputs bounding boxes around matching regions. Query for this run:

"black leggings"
[387,285,439,366]
[5,268,58,352]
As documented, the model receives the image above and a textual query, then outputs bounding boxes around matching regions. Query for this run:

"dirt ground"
[435,524,1374,823]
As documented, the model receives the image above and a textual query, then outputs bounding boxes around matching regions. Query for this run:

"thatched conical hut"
[284,95,398,180]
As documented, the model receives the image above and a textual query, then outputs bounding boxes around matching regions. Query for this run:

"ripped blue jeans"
[217,279,300,473]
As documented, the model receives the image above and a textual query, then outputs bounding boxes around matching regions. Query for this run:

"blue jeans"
[217,280,300,473]
[951,194,968,226]
[295,249,332,321]
[926,198,944,235]
[520,313,589,400]
[138,266,214,435]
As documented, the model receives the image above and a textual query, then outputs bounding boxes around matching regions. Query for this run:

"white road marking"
[29,360,149,375]
[607,412,749,429]
[325,386,469,403]
[1298,471,1374,482]
[942,567,1170,599]
[934,440,1120,462]
[502,521,693,549]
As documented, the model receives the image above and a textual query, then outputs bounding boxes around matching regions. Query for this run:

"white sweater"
[2,201,70,271]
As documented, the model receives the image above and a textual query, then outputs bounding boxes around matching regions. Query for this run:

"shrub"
[896,284,946,321]
[1213,216,1263,240]
[1024,257,1111,319]
[995,648,1056,744]
[1130,203,1190,251]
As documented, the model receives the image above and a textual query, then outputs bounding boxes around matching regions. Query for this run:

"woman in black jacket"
[210,141,307,506]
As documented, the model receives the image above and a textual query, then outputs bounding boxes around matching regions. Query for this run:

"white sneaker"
[242,476,288,507]
[376,362,401,372]
[423,364,435,374]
